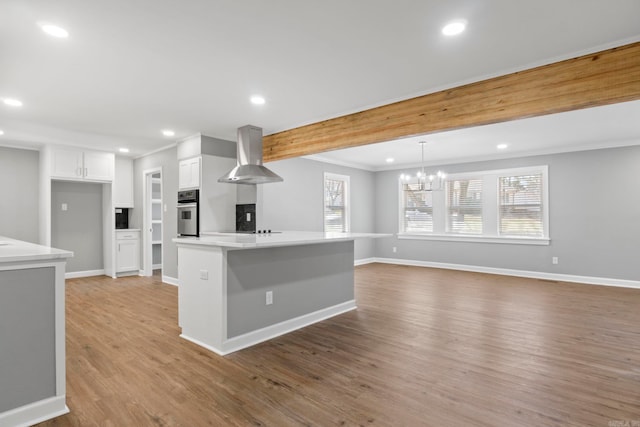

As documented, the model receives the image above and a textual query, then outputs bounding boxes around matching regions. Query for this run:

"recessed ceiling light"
[386,158,395,163]
[3,98,23,107]
[442,20,467,36]
[119,148,130,153]
[40,24,69,38]
[162,130,175,137]
[497,143,508,150]
[250,95,266,105]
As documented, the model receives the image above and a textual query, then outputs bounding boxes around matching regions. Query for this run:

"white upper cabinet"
[84,151,114,181]
[50,148,84,179]
[113,157,134,207]
[179,157,201,189]
[50,147,114,182]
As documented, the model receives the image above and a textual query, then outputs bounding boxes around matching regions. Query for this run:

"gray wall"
[261,157,377,260]
[375,145,640,281]
[227,241,354,337]
[177,134,236,160]
[132,142,640,282]
[0,147,40,243]
[132,146,178,279]
[51,181,104,273]
[0,267,56,412]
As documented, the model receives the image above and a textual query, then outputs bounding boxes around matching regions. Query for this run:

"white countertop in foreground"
[173,231,391,249]
[0,236,73,264]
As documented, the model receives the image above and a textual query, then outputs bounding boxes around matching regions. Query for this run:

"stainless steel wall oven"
[177,189,199,237]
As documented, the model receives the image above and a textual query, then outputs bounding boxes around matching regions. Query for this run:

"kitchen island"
[173,231,388,355]
[0,236,72,427]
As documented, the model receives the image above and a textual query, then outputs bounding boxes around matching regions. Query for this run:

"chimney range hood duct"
[218,125,283,185]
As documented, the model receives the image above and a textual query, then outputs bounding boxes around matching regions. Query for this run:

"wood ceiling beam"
[263,41,640,162]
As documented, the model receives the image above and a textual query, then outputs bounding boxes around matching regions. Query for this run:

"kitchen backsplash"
[236,204,256,232]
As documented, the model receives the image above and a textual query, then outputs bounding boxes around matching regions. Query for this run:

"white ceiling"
[1,0,639,158]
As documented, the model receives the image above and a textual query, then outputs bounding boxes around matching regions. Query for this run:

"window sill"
[397,233,550,246]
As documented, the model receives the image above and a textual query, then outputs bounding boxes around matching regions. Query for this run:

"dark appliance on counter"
[236,203,256,233]
[115,208,129,229]
[177,189,199,237]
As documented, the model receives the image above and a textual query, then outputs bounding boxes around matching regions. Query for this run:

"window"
[401,182,433,232]
[398,166,549,245]
[446,178,483,234]
[498,173,543,237]
[324,173,350,232]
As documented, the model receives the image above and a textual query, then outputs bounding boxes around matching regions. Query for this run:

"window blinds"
[498,174,543,237]
[446,178,483,234]
[402,183,433,232]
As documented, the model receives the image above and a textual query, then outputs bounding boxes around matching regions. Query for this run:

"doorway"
[143,168,162,277]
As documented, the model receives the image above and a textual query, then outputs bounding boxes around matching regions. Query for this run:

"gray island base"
[0,236,72,427]
[174,231,387,355]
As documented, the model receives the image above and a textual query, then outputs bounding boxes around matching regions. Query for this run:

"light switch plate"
[61,203,68,211]
[199,269,208,280]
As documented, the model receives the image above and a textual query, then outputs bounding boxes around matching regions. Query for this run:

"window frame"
[497,169,547,238]
[398,165,550,245]
[323,172,350,233]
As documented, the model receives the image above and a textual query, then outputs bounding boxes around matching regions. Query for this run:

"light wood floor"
[36,264,640,427]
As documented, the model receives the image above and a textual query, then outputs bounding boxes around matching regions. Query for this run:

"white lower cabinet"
[116,230,140,273]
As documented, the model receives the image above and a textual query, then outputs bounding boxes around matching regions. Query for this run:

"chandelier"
[400,141,446,191]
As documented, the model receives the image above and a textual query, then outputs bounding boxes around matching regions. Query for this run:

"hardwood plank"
[35,265,640,426]
[263,42,640,162]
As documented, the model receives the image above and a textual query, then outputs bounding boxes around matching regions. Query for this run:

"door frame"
[142,167,162,276]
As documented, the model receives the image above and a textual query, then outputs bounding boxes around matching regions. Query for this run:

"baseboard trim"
[354,257,376,266]
[0,395,69,427]
[179,334,225,356]
[373,257,640,289]
[65,269,105,279]
[162,275,179,287]
[116,270,138,277]
[181,299,357,356]
[152,263,162,270]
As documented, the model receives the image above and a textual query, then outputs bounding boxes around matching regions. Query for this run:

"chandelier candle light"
[400,141,446,191]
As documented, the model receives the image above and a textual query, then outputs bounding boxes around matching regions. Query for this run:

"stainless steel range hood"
[218,125,283,185]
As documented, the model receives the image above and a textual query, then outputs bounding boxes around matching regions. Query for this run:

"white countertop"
[173,231,391,249]
[0,236,73,264]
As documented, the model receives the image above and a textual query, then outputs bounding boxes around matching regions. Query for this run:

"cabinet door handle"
[85,167,88,176]
[118,243,121,252]
[76,167,82,176]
